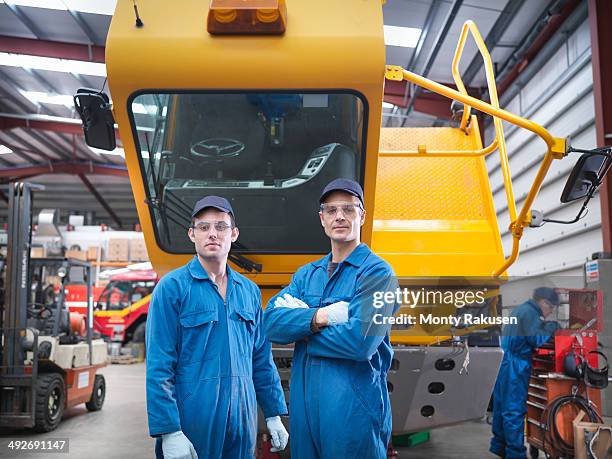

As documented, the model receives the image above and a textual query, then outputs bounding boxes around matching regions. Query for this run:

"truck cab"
[93,269,157,343]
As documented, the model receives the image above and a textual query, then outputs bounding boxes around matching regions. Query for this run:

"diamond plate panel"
[379,127,478,151]
[375,128,489,220]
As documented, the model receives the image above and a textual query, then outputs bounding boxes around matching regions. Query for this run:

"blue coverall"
[263,243,399,459]
[146,256,287,458]
[490,299,559,459]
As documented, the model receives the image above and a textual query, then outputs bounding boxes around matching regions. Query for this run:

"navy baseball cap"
[533,287,560,306]
[191,196,234,219]
[319,178,364,205]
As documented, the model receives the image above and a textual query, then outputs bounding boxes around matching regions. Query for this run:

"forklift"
[0,182,108,432]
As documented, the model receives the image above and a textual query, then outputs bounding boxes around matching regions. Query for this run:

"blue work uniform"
[490,299,559,459]
[263,243,399,459]
[146,256,287,459]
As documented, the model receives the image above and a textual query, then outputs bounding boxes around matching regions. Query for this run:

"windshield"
[129,92,366,254]
[96,281,130,311]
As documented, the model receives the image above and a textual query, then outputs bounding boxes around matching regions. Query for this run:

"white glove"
[322,301,349,325]
[274,293,309,309]
[162,431,198,459]
[266,416,289,452]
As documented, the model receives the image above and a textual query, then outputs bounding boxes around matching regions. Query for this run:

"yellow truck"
[74,0,607,435]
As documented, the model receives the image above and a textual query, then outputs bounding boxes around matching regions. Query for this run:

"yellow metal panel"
[373,124,504,278]
[106,0,385,277]
[379,127,477,151]
[374,156,487,220]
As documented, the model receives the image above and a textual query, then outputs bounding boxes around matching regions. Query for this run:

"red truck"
[93,269,158,343]
[65,268,157,343]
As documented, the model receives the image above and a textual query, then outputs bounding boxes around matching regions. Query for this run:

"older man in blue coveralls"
[146,196,289,459]
[264,178,400,458]
[490,287,560,459]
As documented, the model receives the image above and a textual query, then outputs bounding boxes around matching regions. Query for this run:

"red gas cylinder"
[69,312,87,336]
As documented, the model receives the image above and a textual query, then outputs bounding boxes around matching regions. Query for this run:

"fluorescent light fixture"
[1,0,66,10]
[0,0,117,15]
[0,144,13,155]
[382,102,394,109]
[384,25,421,48]
[0,52,107,77]
[89,147,124,157]
[20,90,74,107]
[63,0,116,15]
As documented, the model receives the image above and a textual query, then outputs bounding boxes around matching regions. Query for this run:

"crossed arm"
[263,264,399,361]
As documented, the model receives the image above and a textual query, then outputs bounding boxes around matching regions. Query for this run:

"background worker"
[490,287,561,459]
[264,178,399,459]
[146,196,288,459]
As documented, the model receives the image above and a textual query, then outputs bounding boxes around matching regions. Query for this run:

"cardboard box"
[87,246,102,261]
[30,246,46,258]
[573,411,612,459]
[106,238,129,261]
[129,239,148,261]
[65,249,87,261]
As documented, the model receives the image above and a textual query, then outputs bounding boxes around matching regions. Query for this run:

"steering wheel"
[190,138,245,159]
[27,303,53,320]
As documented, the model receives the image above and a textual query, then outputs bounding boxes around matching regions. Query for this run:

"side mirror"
[74,88,116,151]
[560,152,612,203]
[541,147,612,225]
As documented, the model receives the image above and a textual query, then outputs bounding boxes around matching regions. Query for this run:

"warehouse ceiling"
[0,0,577,228]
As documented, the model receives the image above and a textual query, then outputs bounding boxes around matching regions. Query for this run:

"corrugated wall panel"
[483,20,598,288]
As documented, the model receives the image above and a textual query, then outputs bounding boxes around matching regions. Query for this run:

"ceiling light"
[0,52,107,77]
[89,147,124,157]
[384,26,421,48]
[1,0,66,10]
[382,102,394,109]
[19,90,74,107]
[0,0,117,15]
[63,0,116,15]
[0,145,13,155]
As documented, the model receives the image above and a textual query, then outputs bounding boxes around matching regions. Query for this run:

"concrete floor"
[0,363,508,458]
[0,363,155,458]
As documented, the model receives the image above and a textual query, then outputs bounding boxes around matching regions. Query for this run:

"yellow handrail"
[379,135,498,157]
[385,22,567,277]
[385,66,564,148]
[451,20,517,224]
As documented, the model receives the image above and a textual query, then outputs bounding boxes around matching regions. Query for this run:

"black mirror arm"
[567,146,612,157]
[543,196,591,225]
[544,151,612,224]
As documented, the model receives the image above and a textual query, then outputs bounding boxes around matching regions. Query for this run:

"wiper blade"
[145,195,263,273]
[229,251,262,273]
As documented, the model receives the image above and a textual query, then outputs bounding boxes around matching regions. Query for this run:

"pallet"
[109,355,138,365]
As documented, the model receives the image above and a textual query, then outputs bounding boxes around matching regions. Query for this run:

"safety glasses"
[191,221,234,233]
[319,202,363,218]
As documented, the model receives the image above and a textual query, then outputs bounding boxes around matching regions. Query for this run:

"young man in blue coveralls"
[490,287,560,459]
[146,196,289,459]
[264,178,400,459]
